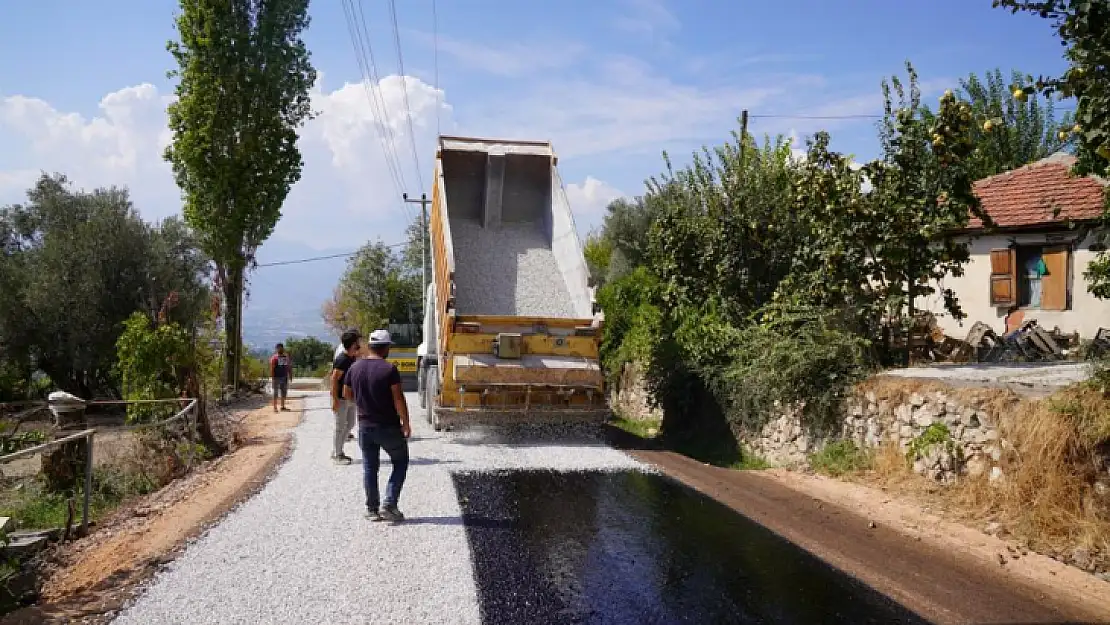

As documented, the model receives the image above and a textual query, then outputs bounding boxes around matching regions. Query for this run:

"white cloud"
[409,32,586,77]
[473,72,785,160]
[0,75,456,250]
[563,176,625,236]
[613,0,680,37]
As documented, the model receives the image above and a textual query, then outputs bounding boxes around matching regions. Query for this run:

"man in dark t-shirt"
[329,329,361,465]
[344,329,411,522]
[269,343,291,412]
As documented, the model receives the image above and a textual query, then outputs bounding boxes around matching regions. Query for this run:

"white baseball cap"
[368,329,393,346]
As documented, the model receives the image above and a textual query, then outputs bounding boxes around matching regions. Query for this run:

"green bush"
[700,303,871,436]
[0,468,159,531]
[596,267,664,383]
[906,423,959,462]
[115,313,191,423]
[809,440,871,477]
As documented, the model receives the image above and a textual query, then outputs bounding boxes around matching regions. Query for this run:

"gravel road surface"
[113,392,642,625]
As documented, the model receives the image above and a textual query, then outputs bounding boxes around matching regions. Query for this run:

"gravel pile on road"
[449,219,575,318]
[113,393,643,625]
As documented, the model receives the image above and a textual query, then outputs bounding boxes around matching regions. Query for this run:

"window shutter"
[989,248,1016,307]
[1040,246,1069,311]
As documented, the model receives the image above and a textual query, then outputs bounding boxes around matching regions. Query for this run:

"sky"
[0,0,1073,337]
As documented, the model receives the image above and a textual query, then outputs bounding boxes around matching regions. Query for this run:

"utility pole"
[403,192,431,304]
[739,109,749,164]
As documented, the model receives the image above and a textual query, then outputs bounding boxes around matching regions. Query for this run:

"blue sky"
[0,0,1073,331]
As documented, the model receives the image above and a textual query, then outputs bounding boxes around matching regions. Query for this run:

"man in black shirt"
[330,329,361,465]
[344,329,411,522]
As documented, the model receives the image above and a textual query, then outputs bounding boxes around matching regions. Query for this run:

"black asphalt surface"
[454,469,931,625]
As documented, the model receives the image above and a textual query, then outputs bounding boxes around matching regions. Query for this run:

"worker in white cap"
[343,329,411,522]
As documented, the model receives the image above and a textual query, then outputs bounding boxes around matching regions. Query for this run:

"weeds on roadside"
[809,440,872,477]
[0,468,158,530]
[609,416,661,440]
[858,382,1110,572]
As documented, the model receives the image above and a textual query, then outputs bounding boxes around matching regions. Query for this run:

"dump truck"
[418,135,607,430]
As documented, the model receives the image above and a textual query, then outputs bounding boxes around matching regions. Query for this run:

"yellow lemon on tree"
[983,120,994,132]
[1013,88,1028,102]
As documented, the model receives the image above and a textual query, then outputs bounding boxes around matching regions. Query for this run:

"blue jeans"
[358,424,409,510]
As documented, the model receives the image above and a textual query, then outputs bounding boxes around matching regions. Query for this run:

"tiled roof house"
[919,153,1109,339]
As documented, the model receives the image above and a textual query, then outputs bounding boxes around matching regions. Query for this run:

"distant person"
[344,329,411,522]
[270,343,291,412]
[330,330,362,465]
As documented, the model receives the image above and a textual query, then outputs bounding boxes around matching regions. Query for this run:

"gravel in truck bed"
[112,393,643,625]
[449,219,576,318]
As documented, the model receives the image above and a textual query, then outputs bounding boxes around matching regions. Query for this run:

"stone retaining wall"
[615,363,1019,482]
[751,382,1016,482]
[610,363,663,422]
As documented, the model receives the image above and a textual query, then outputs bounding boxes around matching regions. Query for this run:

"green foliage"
[322,241,421,336]
[600,197,659,277]
[609,415,661,440]
[115,313,191,423]
[165,0,317,387]
[924,68,1075,180]
[0,425,46,456]
[596,268,663,382]
[400,218,430,281]
[809,440,872,477]
[862,63,988,329]
[582,231,613,287]
[645,136,799,320]
[993,1,1110,296]
[284,336,335,376]
[0,468,158,531]
[906,423,960,462]
[240,354,268,384]
[0,175,210,399]
[702,304,871,435]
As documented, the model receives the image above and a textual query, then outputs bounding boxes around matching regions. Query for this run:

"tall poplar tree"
[165,0,317,386]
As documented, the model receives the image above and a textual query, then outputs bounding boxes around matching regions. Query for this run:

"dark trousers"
[358,424,409,510]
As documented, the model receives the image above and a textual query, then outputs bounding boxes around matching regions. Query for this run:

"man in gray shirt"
[330,330,361,464]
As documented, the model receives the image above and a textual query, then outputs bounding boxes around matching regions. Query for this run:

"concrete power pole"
[403,192,431,302]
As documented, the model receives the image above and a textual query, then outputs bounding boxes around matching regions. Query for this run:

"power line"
[339,0,409,203]
[432,0,441,137]
[255,240,408,268]
[751,113,883,120]
[387,0,426,192]
[748,107,1077,122]
[353,0,410,197]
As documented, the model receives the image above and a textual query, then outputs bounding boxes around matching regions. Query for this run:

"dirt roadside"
[2,398,305,624]
[608,429,1110,625]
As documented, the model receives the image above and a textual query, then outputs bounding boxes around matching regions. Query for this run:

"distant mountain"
[241,238,351,349]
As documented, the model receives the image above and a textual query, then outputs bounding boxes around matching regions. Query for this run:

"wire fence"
[0,395,253,542]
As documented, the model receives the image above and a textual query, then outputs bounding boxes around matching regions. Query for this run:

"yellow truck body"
[420,136,607,429]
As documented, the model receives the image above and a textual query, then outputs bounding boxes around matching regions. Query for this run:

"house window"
[989,245,1070,311]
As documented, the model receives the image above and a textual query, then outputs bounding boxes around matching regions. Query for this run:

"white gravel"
[113,392,644,625]
[449,219,576,318]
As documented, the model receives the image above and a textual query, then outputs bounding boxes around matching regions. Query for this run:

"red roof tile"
[968,153,1107,230]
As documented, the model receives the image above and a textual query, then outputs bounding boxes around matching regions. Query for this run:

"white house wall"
[916,233,1110,339]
